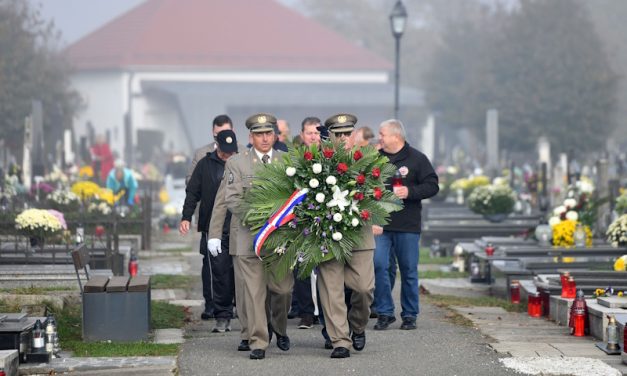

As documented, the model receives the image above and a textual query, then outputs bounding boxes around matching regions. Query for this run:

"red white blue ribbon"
[253,188,309,258]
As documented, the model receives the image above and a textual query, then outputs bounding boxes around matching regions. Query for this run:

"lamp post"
[389,0,407,120]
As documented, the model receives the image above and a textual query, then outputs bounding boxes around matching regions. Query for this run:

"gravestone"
[421,114,435,162]
[486,109,499,176]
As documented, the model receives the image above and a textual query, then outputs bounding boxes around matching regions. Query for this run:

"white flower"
[326,176,337,186]
[309,178,320,188]
[274,247,286,255]
[563,198,577,208]
[312,163,322,174]
[565,211,578,221]
[333,213,343,222]
[315,193,325,203]
[553,206,567,216]
[286,167,296,177]
[548,217,561,227]
[350,199,360,214]
[332,232,343,241]
[326,185,350,212]
[351,218,359,227]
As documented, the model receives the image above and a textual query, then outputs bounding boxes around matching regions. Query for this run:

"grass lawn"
[0,286,76,294]
[0,299,187,357]
[420,247,453,265]
[151,274,198,289]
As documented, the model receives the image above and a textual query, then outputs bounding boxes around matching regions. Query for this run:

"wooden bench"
[82,275,151,342]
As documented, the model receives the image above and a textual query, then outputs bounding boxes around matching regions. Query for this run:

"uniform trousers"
[233,255,293,350]
[317,250,374,349]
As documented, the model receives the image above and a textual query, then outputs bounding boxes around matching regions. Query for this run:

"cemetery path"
[177,285,520,376]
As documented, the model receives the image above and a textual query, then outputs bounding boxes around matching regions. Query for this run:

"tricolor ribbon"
[253,188,309,258]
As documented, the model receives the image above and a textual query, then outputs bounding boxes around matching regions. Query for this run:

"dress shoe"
[373,315,396,330]
[330,347,350,358]
[275,333,290,351]
[400,317,417,330]
[238,340,250,351]
[369,307,378,319]
[249,349,265,360]
[351,331,366,351]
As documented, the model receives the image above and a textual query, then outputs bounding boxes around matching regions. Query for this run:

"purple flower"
[288,220,297,229]
[320,246,329,255]
[308,203,315,210]
[328,225,334,231]
[321,232,327,238]
[314,217,321,223]
[326,213,333,220]
[303,228,310,236]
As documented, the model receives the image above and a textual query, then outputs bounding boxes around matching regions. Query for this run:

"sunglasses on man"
[334,131,352,137]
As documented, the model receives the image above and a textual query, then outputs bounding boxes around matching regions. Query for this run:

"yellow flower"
[71,181,101,200]
[619,291,624,297]
[159,187,170,204]
[78,165,94,178]
[614,255,627,272]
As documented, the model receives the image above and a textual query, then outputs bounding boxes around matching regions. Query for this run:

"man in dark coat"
[372,119,439,331]
[180,129,238,332]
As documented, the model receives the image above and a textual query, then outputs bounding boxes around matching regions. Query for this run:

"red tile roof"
[65,0,392,71]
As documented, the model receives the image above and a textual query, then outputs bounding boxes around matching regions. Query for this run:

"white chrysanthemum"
[312,163,322,174]
[553,206,567,216]
[286,167,296,177]
[315,193,325,203]
[326,176,337,186]
[548,217,561,227]
[563,198,577,208]
[309,179,320,188]
[333,213,343,222]
[351,218,359,227]
[565,211,578,221]
[332,232,343,241]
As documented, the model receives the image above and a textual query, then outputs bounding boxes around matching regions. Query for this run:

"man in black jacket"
[372,119,439,331]
[179,130,238,332]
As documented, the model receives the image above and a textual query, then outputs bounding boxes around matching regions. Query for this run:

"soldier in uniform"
[317,114,375,359]
[208,113,294,360]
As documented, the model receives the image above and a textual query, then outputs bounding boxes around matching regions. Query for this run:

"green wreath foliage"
[244,141,402,279]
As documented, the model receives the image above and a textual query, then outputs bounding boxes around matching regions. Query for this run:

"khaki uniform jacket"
[209,149,282,256]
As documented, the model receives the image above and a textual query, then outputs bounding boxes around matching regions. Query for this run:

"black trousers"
[292,268,315,316]
[200,232,235,319]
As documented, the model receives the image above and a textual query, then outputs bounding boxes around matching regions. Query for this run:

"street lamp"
[389,0,407,119]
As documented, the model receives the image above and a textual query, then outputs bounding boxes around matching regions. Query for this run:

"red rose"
[337,163,348,175]
[353,150,363,161]
[356,174,366,185]
[304,151,313,161]
[373,187,383,200]
[360,210,370,221]
[323,148,335,159]
[354,192,364,201]
[372,167,381,179]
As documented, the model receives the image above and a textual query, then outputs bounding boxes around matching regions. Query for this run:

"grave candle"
[510,280,520,304]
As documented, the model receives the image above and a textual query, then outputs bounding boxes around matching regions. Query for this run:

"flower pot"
[483,213,509,223]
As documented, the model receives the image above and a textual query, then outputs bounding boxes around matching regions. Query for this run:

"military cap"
[215,129,238,153]
[324,113,358,134]
[245,113,277,133]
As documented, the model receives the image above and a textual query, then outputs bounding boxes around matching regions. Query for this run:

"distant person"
[186,115,234,185]
[353,127,375,147]
[277,119,291,143]
[90,134,114,183]
[106,159,138,206]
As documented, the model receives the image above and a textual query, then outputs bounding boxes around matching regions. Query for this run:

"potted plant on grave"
[14,208,64,250]
[607,214,627,248]
[467,184,516,222]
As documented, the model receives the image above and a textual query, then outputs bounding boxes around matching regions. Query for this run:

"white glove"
[207,238,222,257]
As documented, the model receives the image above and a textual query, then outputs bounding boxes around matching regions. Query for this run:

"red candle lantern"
[485,243,495,256]
[392,170,403,187]
[528,292,542,317]
[510,280,521,304]
[560,271,570,298]
[567,276,577,299]
[569,290,589,337]
[128,254,138,277]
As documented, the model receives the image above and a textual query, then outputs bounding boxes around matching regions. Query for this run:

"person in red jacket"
[90,134,114,183]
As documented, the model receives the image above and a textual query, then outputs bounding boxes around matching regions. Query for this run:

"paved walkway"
[178,283,520,376]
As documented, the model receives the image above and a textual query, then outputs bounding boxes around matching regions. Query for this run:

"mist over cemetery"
[1,0,627,375]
